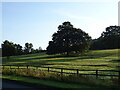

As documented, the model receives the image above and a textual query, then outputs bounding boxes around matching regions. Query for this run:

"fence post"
[26,65,29,74]
[48,67,49,72]
[61,68,63,80]
[96,70,98,79]
[3,66,4,69]
[10,65,11,69]
[61,68,63,75]
[77,69,79,75]
[18,65,19,69]
[27,65,29,69]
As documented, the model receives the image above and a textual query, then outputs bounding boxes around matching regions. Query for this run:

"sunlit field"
[2,49,120,71]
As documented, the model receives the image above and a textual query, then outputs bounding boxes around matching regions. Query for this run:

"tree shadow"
[3,53,117,66]
[109,60,120,63]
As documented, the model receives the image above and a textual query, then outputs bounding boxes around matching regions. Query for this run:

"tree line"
[46,21,120,55]
[90,26,120,50]
[1,40,44,57]
[1,21,120,57]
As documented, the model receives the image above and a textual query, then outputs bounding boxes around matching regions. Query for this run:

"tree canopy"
[90,26,120,50]
[2,40,16,57]
[46,21,92,55]
[2,40,43,57]
[24,43,33,54]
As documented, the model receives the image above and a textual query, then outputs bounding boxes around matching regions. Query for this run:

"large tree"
[46,21,91,55]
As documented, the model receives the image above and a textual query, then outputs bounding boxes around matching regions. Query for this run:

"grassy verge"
[2,67,120,89]
[2,75,101,89]
[2,75,120,90]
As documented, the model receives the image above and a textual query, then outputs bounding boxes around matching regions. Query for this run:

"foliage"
[1,40,43,57]
[47,21,91,55]
[2,40,18,57]
[91,26,120,50]
[14,44,23,55]
[24,43,33,54]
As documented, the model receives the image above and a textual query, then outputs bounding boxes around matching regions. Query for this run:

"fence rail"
[1,65,120,79]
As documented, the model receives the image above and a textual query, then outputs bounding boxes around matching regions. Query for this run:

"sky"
[1,1,119,50]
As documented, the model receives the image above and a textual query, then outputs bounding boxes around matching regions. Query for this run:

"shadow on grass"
[109,60,120,63]
[3,52,117,66]
[81,65,108,67]
[15,53,46,58]
[10,54,115,66]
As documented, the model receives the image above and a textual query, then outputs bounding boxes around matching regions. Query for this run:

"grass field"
[2,49,120,71]
[2,49,120,89]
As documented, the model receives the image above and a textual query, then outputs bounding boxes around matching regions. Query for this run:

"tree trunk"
[66,51,69,56]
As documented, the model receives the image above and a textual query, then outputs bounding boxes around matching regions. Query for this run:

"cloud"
[55,10,117,39]
[55,10,98,23]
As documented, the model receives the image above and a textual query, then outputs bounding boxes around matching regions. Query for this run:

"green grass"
[1,75,96,88]
[1,49,120,89]
[2,49,120,80]
[2,67,120,89]
[2,75,118,89]
[2,49,120,71]
[2,49,120,78]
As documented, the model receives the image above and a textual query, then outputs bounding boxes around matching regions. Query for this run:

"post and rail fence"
[1,65,120,80]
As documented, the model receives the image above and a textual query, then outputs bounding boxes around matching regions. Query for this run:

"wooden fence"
[1,65,120,80]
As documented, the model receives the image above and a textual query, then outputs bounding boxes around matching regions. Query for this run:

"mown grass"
[2,49,120,80]
[1,49,120,89]
[2,49,120,71]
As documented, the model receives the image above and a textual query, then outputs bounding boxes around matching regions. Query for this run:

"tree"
[90,26,120,50]
[39,47,42,51]
[14,44,23,55]
[46,21,91,55]
[101,26,120,49]
[2,40,24,57]
[24,43,33,54]
[2,40,16,57]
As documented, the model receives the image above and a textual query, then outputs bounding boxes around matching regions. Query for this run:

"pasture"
[2,49,120,89]
[2,49,120,71]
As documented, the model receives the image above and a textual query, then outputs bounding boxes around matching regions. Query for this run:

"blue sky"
[2,1,118,49]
